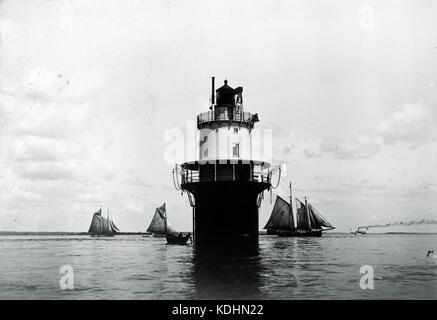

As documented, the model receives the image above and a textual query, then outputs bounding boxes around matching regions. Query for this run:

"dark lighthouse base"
[185,181,269,247]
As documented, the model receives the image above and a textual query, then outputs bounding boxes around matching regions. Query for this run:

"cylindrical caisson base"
[186,181,269,246]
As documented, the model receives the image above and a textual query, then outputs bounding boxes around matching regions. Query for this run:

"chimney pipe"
[211,76,215,106]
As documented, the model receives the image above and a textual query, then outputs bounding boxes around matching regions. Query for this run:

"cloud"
[261,121,289,140]
[0,67,117,225]
[283,145,294,155]
[319,134,381,159]
[0,17,20,42]
[308,102,435,160]
[14,161,76,181]
[303,149,321,159]
[415,180,436,192]
[0,72,97,140]
[313,176,325,181]
[377,103,435,148]
[341,180,387,191]
[9,136,67,162]
[312,196,337,205]
[23,66,70,101]
[122,176,153,188]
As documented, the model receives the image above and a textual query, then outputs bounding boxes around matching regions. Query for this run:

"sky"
[1,0,437,232]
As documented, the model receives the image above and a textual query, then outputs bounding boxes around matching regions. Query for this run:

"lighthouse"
[174,77,273,246]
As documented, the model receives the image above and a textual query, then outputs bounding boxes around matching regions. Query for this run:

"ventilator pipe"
[172,165,182,191]
[270,166,282,189]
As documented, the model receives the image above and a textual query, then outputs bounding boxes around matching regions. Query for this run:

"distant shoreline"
[0,231,152,236]
[0,231,436,236]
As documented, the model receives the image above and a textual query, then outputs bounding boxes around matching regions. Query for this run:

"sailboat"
[88,208,120,237]
[263,183,335,237]
[147,203,191,245]
[264,186,294,236]
[264,182,297,236]
[291,197,335,237]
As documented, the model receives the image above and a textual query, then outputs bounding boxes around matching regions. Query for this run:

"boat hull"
[166,233,191,245]
[276,229,323,237]
[153,233,166,238]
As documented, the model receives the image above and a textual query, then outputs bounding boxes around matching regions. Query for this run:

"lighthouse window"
[232,143,239,157]
[234,128,239,134]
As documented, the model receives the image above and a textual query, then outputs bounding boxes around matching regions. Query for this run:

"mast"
[289,182,292,205]
[210,76,215,110]
[99,206,103,235]
[289,182,293,230]
[164,203,167,235]
[108,208,112,235]
[304,196,311,230]
[99,215,102,235]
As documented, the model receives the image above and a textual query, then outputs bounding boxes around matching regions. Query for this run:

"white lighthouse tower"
[198,79,254,163]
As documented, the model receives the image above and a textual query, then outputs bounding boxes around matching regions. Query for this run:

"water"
[0,233,436,299]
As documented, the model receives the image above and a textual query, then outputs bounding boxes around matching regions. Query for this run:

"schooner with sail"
[147,203,191,244]
[264,183,294,236]
[264,183,335,237]
[147,203,177,237]
[88,208,120,237]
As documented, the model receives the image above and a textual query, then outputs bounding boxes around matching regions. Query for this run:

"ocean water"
[0,233,436,300]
